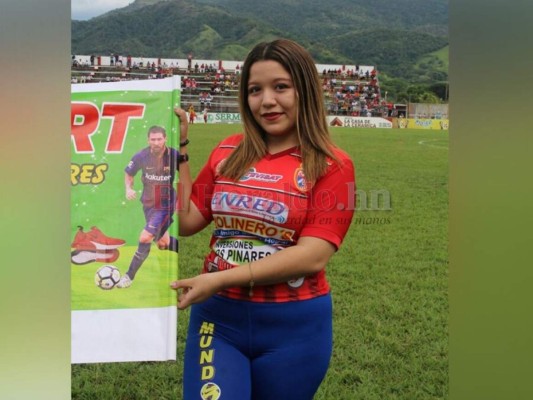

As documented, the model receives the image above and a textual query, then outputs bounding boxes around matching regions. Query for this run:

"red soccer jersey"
[190,134,355,302]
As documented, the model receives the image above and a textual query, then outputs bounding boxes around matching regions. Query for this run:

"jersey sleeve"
[124,152,141,176]
[190,135,243,223]
[190,160,216,222]
[299,155,355,250]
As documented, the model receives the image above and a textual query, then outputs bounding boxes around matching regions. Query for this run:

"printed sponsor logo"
[212,229,293,246]
[205,253,236,272]
[211,192,288,223]
[199,322,216,383]
[213,215,295,242]
[144,173,171,181]
[343,117,376,128]
[327,116,393,129]
[415,119,433,127]
[206,258,220,272]
[214,112,241,122]
[213,239,278,264]
[200,382,221,400]
[239,168,283,183]
[288,277,305,288]
[214,239,254,250]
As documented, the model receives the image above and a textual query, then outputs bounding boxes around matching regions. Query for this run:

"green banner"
[71,77,181,363]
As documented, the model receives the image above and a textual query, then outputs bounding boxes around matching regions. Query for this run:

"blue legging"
[183,294,333,400]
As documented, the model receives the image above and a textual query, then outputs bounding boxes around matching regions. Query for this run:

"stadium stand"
[71,55,386,117]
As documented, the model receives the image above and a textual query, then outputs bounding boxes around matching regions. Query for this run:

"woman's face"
[247,60,298,143]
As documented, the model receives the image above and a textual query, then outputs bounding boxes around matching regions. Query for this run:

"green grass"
[72,124,449,399]
[71,247,178,310]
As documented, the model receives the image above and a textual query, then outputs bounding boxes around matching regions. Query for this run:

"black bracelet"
[179,153,189,163]
[179,138,190,147]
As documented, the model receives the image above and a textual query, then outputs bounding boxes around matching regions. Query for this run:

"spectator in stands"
[224,77,231,90]
[199,92,206,109]
[184,77,192,91]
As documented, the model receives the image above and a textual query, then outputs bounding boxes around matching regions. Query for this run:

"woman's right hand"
[174,107,189,143]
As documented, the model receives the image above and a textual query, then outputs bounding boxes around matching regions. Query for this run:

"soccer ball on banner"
[94,265,121,290]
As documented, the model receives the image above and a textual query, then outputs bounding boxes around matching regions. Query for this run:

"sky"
[71,0,134,20]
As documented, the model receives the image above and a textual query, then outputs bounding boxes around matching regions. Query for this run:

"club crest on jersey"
[239,168,282,183]
[294,166,310,192]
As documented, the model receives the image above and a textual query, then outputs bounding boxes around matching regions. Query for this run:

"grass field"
[71,247,178,310]
[72,124,449,399]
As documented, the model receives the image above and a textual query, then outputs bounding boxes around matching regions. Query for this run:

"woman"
[172,39,355,400]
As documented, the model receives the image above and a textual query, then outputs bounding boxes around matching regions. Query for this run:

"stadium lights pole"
[406,84,417,118]
[407,91,411,118]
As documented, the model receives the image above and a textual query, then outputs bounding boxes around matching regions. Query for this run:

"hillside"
[195,0,448,38]
[72,0,448,85]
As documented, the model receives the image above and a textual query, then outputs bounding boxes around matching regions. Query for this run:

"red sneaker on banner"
[71,226,96,251]
[71,249,120,265]
[86,226,125,250]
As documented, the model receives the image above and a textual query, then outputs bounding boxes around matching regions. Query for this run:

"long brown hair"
[219,39,338,185]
